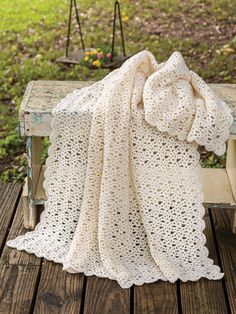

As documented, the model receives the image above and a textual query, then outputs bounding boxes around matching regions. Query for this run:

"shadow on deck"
[0,182,235,313]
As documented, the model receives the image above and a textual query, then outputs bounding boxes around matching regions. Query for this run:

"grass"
[0,0,235,181]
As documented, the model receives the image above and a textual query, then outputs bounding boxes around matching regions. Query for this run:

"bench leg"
[25,136,42,230]
[233,209,236,234]
[226,139,236,234]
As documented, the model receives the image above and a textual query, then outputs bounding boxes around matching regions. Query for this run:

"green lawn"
[0,0,235,181]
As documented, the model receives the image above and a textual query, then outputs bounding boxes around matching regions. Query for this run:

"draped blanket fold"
[7,50,233,289]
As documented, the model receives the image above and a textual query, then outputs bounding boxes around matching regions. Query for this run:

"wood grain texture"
[0,264,40,314]
[0,182,22,254]
[19,81,94,136]
[226,140,236,201]
[0,182,7,199]
[35,165,47,201]
[0,181,236,313]
[83,277,130,314]
[33,261,84,314]
[19,81,236,136]
[233,210,236,234]
[211,208,236,313]
[226,140,236,233]
[34,166,236,209]
[23,80,93,112]
[20,82,236,113]
[1,198,41,266]
[209,84,236,112]
[25,136,42,229]
[180,209,228,314]
[201,168,235,205]
[134,281,178,314]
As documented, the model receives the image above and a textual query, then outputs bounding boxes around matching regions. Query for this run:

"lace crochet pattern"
[7,51,233,289]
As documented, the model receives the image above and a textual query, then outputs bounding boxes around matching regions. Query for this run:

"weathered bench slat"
[34,166,236,207]
[19,81,236,137]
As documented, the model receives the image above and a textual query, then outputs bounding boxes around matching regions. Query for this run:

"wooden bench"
[19,81,236,232]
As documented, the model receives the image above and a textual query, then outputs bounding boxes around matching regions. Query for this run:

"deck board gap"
[176,280,182,314]
[79,275,87,314]
[130,285,134,314]
[208,208,232,314]
[29,258,43,314]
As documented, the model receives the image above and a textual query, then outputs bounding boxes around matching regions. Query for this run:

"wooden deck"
[0,182,235,314]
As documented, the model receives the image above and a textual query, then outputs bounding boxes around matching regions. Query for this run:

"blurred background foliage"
[0,0,235,181]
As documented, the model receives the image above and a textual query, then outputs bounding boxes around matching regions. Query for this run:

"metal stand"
[111,0,126,62]
[65,0,85,57]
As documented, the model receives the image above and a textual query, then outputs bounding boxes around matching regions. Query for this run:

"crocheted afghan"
[7,51,233,289]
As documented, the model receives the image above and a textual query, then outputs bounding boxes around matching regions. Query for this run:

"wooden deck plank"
[211,208,236,313]
[0,264,40,314]
[0,183,235,313]
[1,198,41,266]
[0,182,22,255]
[83,277,130,314]
[179,209,228,314]
[134,281,178,314]
[33,261,84,313]
[0,182,7,199]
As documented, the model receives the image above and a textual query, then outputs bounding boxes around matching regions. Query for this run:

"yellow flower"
[122,15,129,22]
[85,51,90,56]
[91,49,98,55]
[222,46,235,55]
[92,60,101,67]
[84,56,89,61]
[121,11,129,22]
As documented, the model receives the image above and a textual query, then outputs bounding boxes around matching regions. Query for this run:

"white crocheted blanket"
[7,51,233,289]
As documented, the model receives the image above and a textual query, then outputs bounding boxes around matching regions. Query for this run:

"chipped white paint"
[19,81,236,137]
